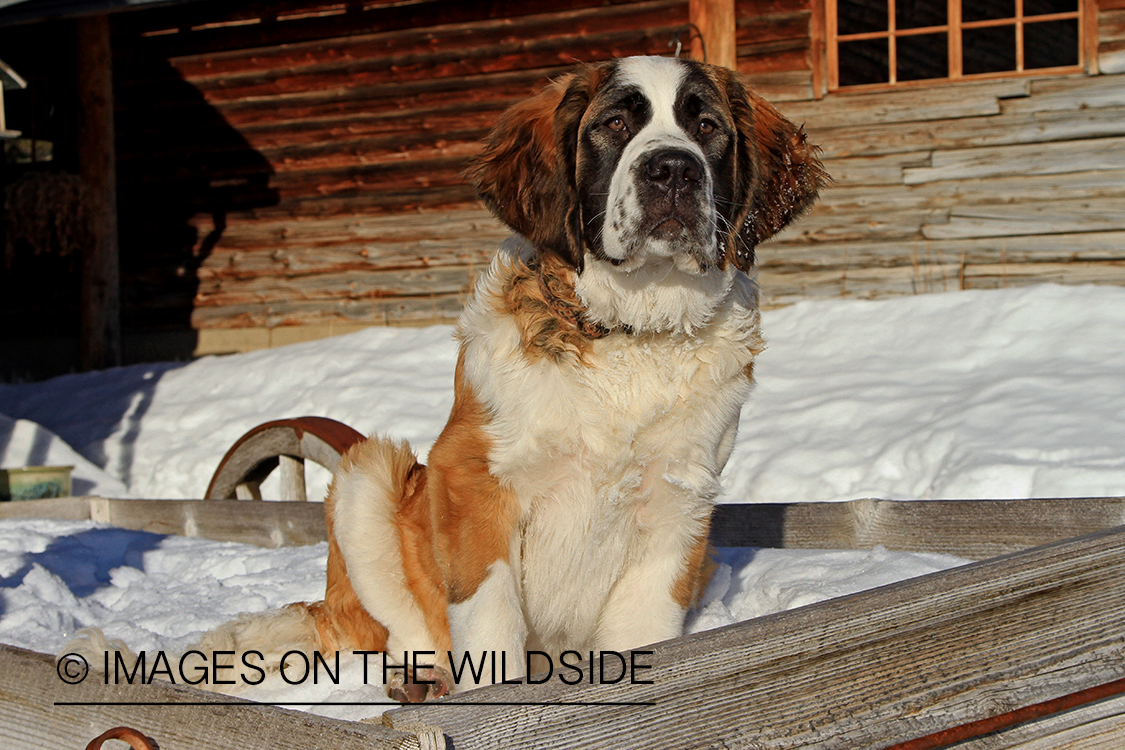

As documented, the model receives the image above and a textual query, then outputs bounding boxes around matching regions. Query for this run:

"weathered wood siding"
[102,0,1125,342]
[761,69,1125,306]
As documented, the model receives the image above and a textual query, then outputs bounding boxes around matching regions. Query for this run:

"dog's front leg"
[446,558,528,691]
[595,497,713,653]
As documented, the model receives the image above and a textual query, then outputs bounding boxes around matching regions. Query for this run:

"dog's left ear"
[721,72,828,272]
[469,66,604,271]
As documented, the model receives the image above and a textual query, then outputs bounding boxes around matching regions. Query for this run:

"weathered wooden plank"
[735,8,809,46]
[189,292,468,328]
[735,68,813,100]
[1102,39,1125,74]
[963,261,1125,288]
[902,136,1125,184]
[809,102,1125,159]
[203,206,503,249]
[199,242,497,281]
[818,152,932,186]
[762,230,1125,269]
[90,497,327,547]
[923,198,1125,240]
[7,496,1124,560]
[810,168,1125,214]
[194,265,475,307]
[0,645,412,750]
[999,71,1125,114]
[777,78,1030,129]
[770,205,939,244]
[386,526,1125,749]
[1101,8,1125,41]
[712,498,1125,559]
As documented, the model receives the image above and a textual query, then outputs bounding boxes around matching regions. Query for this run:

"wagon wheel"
[205,417,365,501]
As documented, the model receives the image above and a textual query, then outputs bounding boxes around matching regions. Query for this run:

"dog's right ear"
[469,66,603,271]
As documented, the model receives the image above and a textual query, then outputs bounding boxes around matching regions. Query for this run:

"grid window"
[829,0,1083,90]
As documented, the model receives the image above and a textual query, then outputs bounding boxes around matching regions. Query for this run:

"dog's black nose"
[644,149,703,192]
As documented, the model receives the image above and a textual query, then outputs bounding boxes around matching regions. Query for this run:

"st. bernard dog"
[203,55,825,702]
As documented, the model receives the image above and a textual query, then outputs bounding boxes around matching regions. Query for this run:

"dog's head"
[470,56,825,332]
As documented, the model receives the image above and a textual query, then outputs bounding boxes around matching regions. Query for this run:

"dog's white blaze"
[331,459,438,662]
[601,56,716,271]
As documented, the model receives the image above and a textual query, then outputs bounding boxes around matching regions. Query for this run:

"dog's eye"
[605,116,627,133]
[698,119,718,136]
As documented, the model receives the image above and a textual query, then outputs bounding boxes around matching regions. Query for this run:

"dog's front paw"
[386,665,454,703]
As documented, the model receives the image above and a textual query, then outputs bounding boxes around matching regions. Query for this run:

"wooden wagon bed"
[2,495,1124,749]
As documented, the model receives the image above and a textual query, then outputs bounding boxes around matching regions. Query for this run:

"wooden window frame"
[825,0,1095,92]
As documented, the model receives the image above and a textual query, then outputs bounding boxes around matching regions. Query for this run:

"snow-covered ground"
[2,282,1123,719]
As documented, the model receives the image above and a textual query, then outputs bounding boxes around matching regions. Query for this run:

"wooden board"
[903,136,1125,185]
[383,525,1125,749]
[5,495,1125,561]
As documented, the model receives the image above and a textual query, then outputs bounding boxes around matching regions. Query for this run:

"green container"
[0,465,74,501]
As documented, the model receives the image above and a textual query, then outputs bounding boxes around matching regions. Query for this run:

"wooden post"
[689,0,737,69]
[76,14,122,371]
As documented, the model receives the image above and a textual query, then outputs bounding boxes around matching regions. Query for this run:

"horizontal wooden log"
[119,66,554,129]
[711,497,1125,558]
[735,9,809,46]
[777,78,1030,129]
[962,261,1125,288]
[807,101,1125,159]
[195,265,475,307]
[1102,39,1125,73]
[761,230,1125,271]
[817,152,932,186]
[998,71,1125,114]
[902,135,1125,184]
[737,42,810,74]
[189,291,468,328]
[0,645,412,750]
[1101,8,1125,41]
[387,525,1125,749]
[734,68,812,100]
[923,198,1125,240]
[735,0,809,16]
[5,496,1123,560]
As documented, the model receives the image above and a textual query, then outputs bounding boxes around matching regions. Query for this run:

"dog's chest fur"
[455,250,762,650]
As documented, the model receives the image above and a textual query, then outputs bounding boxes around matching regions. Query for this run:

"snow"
[2,282,1123,719]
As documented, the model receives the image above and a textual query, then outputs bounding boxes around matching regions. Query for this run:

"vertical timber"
[76,14,121,371]
[690,0,737,68]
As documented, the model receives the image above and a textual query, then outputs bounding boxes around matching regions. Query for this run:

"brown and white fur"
[202,56,825,703]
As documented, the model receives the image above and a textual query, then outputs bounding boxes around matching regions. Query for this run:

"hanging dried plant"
[3,171,90,268]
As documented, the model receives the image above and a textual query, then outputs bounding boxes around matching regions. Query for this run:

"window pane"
[963,0,1015,23]
[1024,0,1078,16]
[838,0,888,35]
[897,32,948,80]
[1024,19,1079,68]
[963,25,1016,73]
[896,0,946,29]
[839,38,890,85]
